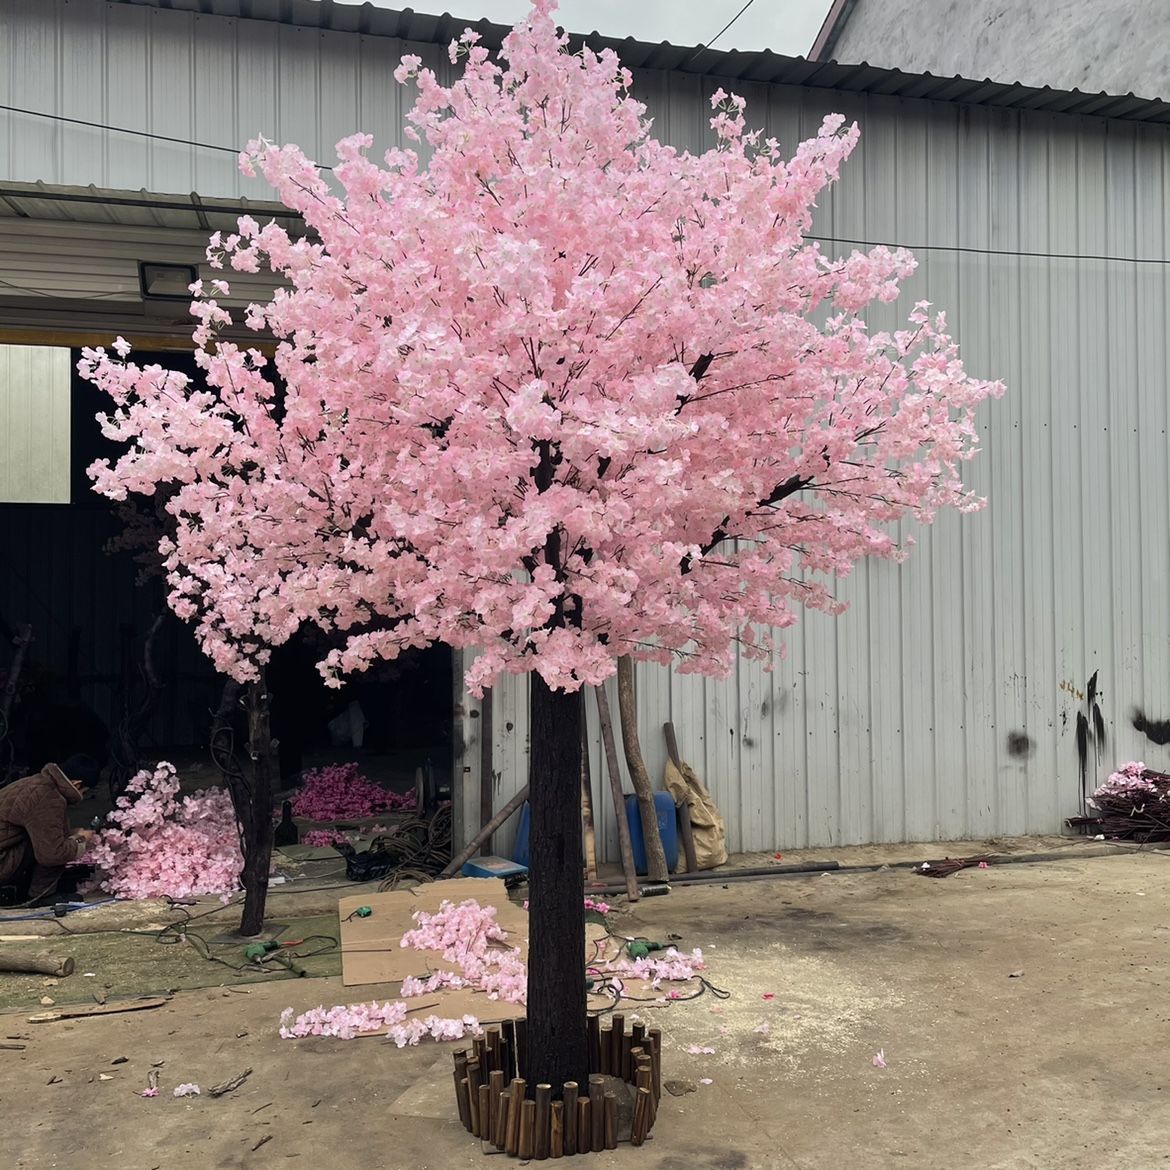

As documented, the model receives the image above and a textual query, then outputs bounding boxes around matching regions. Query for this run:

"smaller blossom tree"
[81,0,1001,1092]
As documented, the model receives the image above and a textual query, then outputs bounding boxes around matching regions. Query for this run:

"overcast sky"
[355,0,834,56]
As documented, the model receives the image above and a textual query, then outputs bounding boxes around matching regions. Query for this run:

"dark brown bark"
[238,678,276,937]
[525,674,588,1092]
[616,656,668,881]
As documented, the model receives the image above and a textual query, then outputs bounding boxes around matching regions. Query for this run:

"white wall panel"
[0,344,70,503]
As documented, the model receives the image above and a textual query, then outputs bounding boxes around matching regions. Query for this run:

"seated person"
[0,763,94,907]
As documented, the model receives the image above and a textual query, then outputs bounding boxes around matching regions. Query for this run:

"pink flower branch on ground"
[401,899,528,1004]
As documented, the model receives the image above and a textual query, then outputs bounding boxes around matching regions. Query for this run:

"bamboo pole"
[518,1100,536,1160]
[586,1015,601,1074]
[453,1059,471,1132]
[603,1092,618,1150]
[610,1014,624,1078]
[593,684,639,901]
[464,1077,477,1136]
[598,1026,611,1075]
[576,1098,591,1155]
[562,1081,579,1156]
[494,1090,510,1150]
[632,1087,652,1146]
[514,1017,528,1080]
[506,1078,525,1155]
[500,1018,516,1079]
[648,1028,662,1105]
[589,1075,605,1152]
[617,656,669,880]
[478,1085,490,1141]
[534,1084,551,1160]
[488,1070,504,1143]
[550,1101,564,1158]
[665,720,700,873]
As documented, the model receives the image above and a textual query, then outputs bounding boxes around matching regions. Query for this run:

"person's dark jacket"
[0,764,85,872]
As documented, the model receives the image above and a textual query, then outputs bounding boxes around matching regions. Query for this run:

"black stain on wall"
[1132,708,1170,746]
[1006,730,1034,759]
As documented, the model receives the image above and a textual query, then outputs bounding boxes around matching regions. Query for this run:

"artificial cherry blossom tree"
[81,0,1002,1091]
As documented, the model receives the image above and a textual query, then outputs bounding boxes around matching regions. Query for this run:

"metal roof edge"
[105,0,1170,125]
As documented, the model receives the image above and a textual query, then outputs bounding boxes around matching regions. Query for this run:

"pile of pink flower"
[278,1000,482,1046]
[83,762,241,899]
[300,828,350,848]
[1084,761,1170,840]
[290,762,416,821]
[1092,761,1166,800]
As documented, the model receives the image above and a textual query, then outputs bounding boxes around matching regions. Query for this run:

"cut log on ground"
[0,953,75,978]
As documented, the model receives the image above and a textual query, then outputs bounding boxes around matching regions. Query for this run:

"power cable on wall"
[3,104,1170,267]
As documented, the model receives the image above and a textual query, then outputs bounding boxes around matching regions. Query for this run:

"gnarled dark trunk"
[238,679,276,937]
[210,675,277,938]
[525,673,588,1092]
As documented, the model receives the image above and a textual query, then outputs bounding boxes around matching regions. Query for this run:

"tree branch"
[680,473,813,574]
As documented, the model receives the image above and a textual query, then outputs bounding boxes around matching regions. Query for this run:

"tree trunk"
[616,656,669,881]
[239,677,277,937]
[525,673,588,1092]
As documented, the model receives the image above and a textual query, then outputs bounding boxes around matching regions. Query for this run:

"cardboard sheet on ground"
[337,879,691,1030]
[339,878,527,988]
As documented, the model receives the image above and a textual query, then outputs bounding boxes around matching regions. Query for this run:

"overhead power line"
[2,103,1169,267]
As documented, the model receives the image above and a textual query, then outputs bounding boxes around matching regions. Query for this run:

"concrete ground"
[3,843,1168,1170]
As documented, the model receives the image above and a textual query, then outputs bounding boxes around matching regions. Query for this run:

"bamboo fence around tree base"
[452,1015,662,1157]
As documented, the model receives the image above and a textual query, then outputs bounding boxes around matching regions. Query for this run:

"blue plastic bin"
[625,792,679,875]
[513,793,680,875]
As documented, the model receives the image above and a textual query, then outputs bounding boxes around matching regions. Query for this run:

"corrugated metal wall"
[461,86,1170,858]
[3,1,1169,851]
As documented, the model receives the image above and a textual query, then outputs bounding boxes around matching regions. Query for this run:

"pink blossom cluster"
[301,828,350,847]
[400,899,528,1003]
[79,0,1002,700]
[1094,761,1163,799]
[278,1000,482,1045]
[83,762,242,900]
[291,763,415,821]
